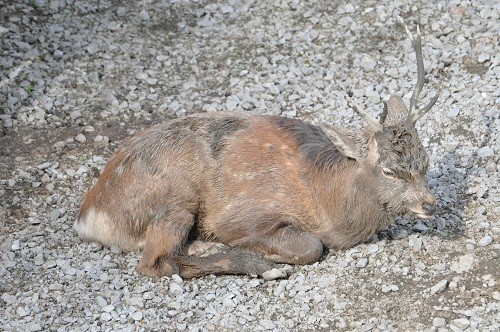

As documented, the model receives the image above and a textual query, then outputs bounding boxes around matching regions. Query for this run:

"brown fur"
[76,110,436,278]
[76,21,438,278]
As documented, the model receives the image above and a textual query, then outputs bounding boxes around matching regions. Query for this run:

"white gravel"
[1,0,499,331]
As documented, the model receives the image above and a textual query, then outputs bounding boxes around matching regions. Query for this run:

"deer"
[75,17,439,279]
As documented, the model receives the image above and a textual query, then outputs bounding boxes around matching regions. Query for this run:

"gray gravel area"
[1,0,499,331]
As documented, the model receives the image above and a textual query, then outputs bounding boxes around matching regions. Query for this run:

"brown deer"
[75,18,439,278]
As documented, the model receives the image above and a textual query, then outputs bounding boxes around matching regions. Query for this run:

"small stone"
[28,217,41,225]
[443,141,459,152]
[221,5,234,14]
[430,279,448,295]
[131,311,143,321]
[140,9,150,21]
[75,134,86,143]
[69,110,82,120]
[452,318,470,330]
[17,307,29,317]
[477,53,490,63]
[102,305,114,313]
[447,108,460,117]
[37,162,52,170]
[43,261,57,269]
[248,279,261,288]
[478,235,492,247]
[53,49,64,59]
[116,7,127,17]
[129,102,141,112]
[223,296,237,308]
[260,319,275,330]
[433,317,446,327]
[366,244,379,254]
[360,54,377,70]
[1,293,16,304]
[413,221,429,232]
[11,240,20,251]
[96,296,107,307]
[88,72,99,82]
[450,254,474,273]
[262,268,287,280]
[76,165,89,175]
[94,135,109,145]
[100,312,112,322]
[110,246,122,254]
[381,284,399,293]
[477,146,494,158]
[34,253,44,266]
[356,258,368,268]
[127,296,144,307]
[169,283,184,295]
[171,274,183,284]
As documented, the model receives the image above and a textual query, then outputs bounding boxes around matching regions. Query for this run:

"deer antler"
[346,96,383,132]
[397,16,440,123]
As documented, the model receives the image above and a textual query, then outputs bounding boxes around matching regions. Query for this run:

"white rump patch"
[75,208,116,246]
[75,208,142,251]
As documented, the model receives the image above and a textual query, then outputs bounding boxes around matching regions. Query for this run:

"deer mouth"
[413,212,434,220]
[409,207,435,220]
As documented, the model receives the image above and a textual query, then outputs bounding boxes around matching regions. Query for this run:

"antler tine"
[412,91,440,122]
[397,16,425,117]
[345,96,383,132]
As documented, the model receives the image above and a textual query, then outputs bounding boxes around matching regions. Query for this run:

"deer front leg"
[136,210,194,277]
[175,249,277,278]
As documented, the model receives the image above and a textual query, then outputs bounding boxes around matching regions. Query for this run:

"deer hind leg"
[255,225,324,265]
[136,210,194,278]
[228,222,324,266]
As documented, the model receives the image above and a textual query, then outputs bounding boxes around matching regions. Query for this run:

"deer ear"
[321,125,360,160]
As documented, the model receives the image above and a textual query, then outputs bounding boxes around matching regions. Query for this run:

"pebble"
[37,162,52,170]
[169,283,184,295]
[140,9,150,21]
[100,312,112,322]
[477,235,492,247]
[359,55,377,70]
[262,268,287,280]
[75,134,87,143]
[477,146,494,158]
[430,279,448,295]
[452,318,470,330]
[69,110,82,120]
[450,254,475,273]
[131,311,143,321]
[116,7,127,17]
[11,240,20,251]
[260,319,275,330]
[356,258,368,268]
[102,304,114,313]
[432,317,446,327]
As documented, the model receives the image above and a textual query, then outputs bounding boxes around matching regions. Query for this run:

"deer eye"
[382,168,396,178]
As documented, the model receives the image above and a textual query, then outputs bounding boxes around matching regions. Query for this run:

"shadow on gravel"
[430,151,474,239]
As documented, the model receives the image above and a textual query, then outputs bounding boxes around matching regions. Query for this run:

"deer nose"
[423,201,436,216]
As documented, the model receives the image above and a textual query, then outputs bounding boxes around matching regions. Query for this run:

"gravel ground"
[1,0,499,331]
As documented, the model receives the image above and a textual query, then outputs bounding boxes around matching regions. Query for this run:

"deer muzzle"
[410,192,436,220]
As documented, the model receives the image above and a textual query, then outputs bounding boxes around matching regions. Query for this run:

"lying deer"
[76,18,439,278]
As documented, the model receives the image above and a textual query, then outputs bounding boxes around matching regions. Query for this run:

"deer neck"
[309,163,391,249]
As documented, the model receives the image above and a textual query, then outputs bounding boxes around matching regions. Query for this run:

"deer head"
[324,17,439,220]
